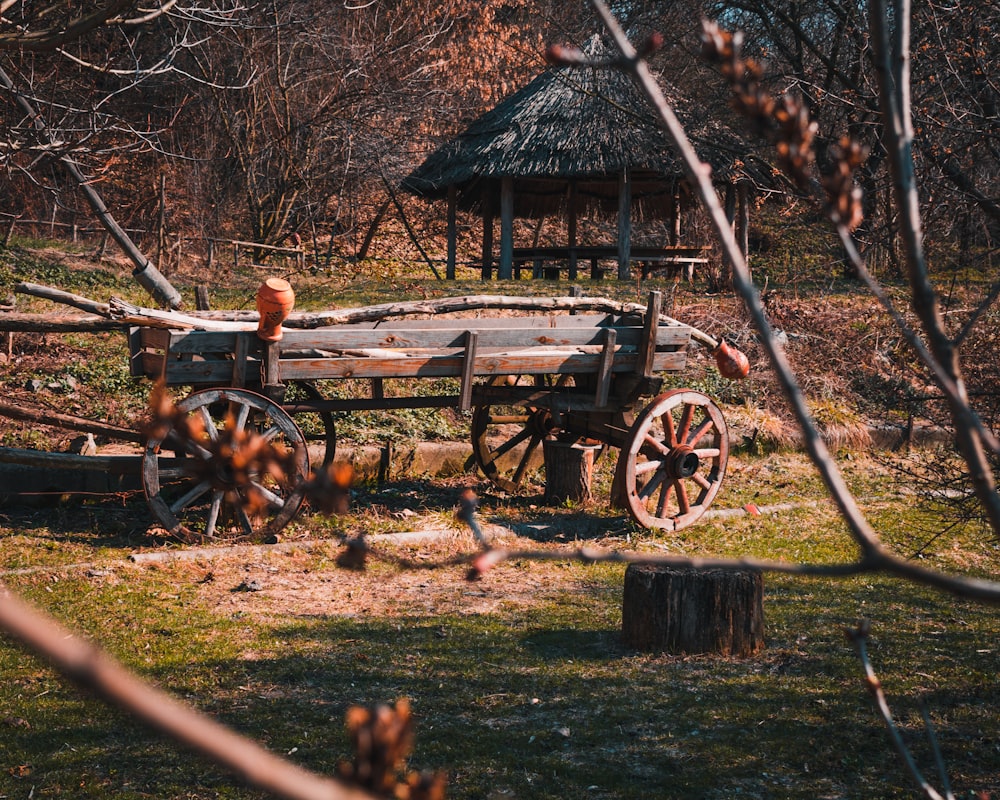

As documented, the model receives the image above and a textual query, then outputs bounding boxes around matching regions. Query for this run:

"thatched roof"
[402,37,762,220]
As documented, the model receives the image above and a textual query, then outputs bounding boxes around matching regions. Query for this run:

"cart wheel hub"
[667,445,700,479]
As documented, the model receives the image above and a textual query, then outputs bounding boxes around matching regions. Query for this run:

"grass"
[1,239,999,798]
[1,449,999,799]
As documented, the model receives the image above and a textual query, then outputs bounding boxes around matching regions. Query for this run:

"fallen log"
[0,312,125,332]
[15,281,724,350]
[0,399,144,443]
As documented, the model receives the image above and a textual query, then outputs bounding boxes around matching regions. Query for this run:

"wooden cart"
[129,293,732,542]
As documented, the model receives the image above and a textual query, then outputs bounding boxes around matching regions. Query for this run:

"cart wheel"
[616,389,728,530]
[143,388,309,543]
[285,380,336,467]
[470,375,566,493]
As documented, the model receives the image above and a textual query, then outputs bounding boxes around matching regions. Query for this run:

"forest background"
[1,0,996,277]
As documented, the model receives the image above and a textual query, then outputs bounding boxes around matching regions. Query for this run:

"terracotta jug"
[256,278,295,341]
[713,339,749,379]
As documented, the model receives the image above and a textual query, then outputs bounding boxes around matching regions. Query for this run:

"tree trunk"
[543,438,599,504]
[621,565,765,656]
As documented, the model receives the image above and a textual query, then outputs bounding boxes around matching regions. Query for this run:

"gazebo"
[401,37,762,281]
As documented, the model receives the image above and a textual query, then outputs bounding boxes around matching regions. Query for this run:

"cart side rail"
[130,317,692,389]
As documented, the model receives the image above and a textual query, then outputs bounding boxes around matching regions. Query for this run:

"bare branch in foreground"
[575,0,1000,602]
[0,584,378,800]
[846,622,955,800]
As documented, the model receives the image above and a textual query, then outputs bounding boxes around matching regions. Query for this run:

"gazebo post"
[671,185,681,246]
[617,169,632,281]
[446,186,457,280]
[736,179,750,262]
[481,190,494,280]
[499,176,514,279]
[567,181,578,280]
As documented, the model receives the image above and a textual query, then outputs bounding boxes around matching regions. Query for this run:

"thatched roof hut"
[402,37,762,280]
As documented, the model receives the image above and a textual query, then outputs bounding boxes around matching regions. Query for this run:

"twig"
[846,622,950,800]
[0,584,377,800]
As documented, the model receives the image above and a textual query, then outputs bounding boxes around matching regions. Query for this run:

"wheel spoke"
[675,479,692,515]
[249,481,285,509]
[511,433,543,485]
[168,479,213,514]
[694,447,721,459]
[260,423,282,443]
[197,405,218,441]
[688,417,714,447]
[487,424,533,464]
[692,472,713,491]
[635,457,666,475]
[661,410,677,447]
[641,433,671,458]
[638,469,666,501]
[655,480,671,518]
[235,499,255,537]
[203,491,224,539]
[233,402,251,433]
[488,413,532,425]
[678,403,695,443]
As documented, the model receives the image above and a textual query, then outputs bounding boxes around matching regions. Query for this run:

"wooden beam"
[446,186,457,280]
[617,170,632,281]
[481,191,494,280]
[567,181,579,280]
[499,176,514,280]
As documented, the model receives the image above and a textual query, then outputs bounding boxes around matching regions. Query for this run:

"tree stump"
[543,438,600,504]
[621,565,765,656]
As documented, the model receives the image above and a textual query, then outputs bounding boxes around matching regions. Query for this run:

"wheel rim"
[470,375,563,493]
[143,388,308,542]
[617,389,728,530]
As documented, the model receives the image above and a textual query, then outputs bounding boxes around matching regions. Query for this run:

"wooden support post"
[567,181,579,280]
[617,170,632,281]
[499,176,514,280]
[621,565,765,656]
[635,291,662,378]
[594,327,617,407]
[481,193,494,280]
[459,330,478,411]
[446,186,457,280]
[231,333,251,389]
[195,285,211,311]
[543,438,599,504]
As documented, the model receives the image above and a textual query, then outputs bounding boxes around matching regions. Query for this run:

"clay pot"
[256,278,295,341]
[713,339,750,379]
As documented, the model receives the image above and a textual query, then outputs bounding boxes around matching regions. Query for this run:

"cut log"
[621,565,764,656]
[543,438,600,504]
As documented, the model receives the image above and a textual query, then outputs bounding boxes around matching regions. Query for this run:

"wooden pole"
[481,190,494,280]
[499,176,514,280]
[446,186,457,280]
[617,170,632,280]
[567,181,579,280]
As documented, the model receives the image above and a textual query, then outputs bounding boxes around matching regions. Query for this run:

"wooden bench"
[505,246,710,281]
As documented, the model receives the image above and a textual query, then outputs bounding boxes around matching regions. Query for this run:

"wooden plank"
[274,350,687,381]
[162,322,690,356]
[636,291,662,378]
[594,328,617,408]
[459,331,478,411]
[376,314,614,330]
[231,332,251,389]
[278,327,684,352]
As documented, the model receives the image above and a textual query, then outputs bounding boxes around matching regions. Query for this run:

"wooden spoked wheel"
[143,388,309,543]
[616,389,729,531]
[470,375,565,493]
